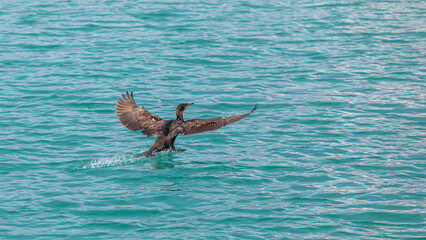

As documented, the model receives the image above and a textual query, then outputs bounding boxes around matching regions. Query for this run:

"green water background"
[0,0,425,239]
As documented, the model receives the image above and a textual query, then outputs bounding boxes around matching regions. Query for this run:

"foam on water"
[81,154,135,169]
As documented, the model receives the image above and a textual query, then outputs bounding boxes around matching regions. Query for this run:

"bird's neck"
[176,111,184,121]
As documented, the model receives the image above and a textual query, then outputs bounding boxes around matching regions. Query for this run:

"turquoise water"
[1,0,425,239]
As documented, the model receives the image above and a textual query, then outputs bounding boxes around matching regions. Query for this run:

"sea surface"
[0,0,425,239]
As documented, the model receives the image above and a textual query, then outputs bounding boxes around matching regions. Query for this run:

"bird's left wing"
[183,104,257,136]
[115,91,164,137]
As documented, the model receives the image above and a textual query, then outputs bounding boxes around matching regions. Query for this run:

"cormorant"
[115,91,257,157]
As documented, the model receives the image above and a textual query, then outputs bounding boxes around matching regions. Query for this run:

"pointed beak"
[185,103,194,109]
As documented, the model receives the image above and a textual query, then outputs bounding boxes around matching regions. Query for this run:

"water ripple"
[1,0,425,239]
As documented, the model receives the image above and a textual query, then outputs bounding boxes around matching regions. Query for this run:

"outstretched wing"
[115,91,164,137]
[183,104,257,136]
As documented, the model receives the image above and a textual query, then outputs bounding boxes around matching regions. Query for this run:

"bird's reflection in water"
[151,152,176,170]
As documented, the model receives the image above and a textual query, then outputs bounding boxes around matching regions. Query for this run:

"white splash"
[82,154,135,169]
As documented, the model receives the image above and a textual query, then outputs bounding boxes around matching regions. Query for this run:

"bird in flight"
[115,91,257,157]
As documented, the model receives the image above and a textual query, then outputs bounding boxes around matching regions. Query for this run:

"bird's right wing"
[115,91,164,137]
[183,104,257,136]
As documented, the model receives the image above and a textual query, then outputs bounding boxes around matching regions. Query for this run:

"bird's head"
[176,103,193,120]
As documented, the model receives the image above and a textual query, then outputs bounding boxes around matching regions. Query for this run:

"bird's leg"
[135,148,158,158]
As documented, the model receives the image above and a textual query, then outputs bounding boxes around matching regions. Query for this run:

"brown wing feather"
[183,104,257,136]
[115,91,164,137]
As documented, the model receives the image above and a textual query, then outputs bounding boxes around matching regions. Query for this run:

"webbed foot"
[171,148,186,152]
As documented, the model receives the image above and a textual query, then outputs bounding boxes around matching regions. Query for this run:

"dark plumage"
[115,91,257,157]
